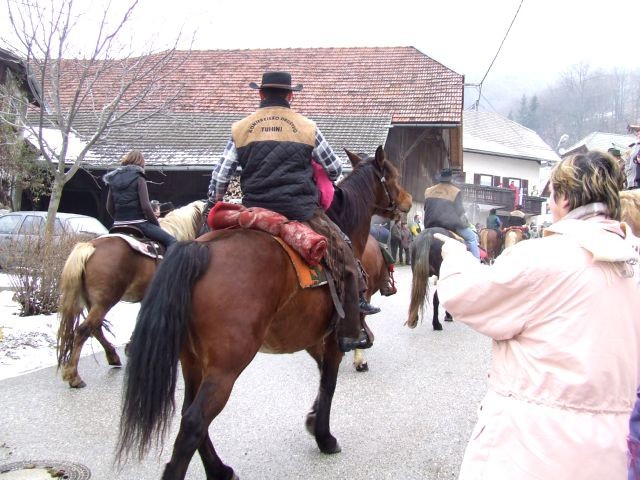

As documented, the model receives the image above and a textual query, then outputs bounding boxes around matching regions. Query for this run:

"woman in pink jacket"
[435,150,640,480]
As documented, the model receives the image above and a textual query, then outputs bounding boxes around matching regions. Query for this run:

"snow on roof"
[463,111,560,163]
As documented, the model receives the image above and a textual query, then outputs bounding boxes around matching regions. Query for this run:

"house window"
[473,173,501,187]
[502,177,529,195]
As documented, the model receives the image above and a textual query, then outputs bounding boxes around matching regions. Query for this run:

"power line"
[473,0,525,110]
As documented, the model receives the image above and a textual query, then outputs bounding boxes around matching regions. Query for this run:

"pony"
[406,227,456,331]
[56,200,205,388]
[502,227,526,249]
[116,147,412,480]
[621,189,640,236]
[479,228,501,264]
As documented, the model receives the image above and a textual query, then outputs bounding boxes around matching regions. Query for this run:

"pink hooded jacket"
[437,215,640,480]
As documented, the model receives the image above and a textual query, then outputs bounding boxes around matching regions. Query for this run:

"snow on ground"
[0,274,139,381]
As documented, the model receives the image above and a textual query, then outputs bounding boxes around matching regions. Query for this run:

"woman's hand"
[434,233,467,259]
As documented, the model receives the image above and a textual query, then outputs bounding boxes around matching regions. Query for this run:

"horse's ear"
[374,145,386,169]
[344,148,362,168]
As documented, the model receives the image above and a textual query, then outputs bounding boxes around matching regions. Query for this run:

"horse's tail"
[504,230,517,248]
[117,240,210,462]
[406,232,432,328]
[57,242,95,368]
[479,229,489,253]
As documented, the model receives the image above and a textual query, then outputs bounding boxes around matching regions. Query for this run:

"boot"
[338,329,372,352]
[359,296,381,315]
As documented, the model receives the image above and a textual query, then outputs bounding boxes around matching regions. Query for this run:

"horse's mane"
[159,200,204,241]
[621,189,640,236]
[328,158,380,236]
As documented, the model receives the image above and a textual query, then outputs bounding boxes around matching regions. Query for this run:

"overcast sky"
[3,0,638,108]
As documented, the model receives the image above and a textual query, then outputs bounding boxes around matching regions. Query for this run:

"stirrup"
[338,330,372,352]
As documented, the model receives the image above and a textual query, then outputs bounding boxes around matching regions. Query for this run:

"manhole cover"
[0,461,90,479]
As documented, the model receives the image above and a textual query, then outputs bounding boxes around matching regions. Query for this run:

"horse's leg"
[353,348,368,372]
[61,304,109,388]
[163,371,237,480]
[92,325,121,366]
[432,290,443,331]
[305,334,342,454]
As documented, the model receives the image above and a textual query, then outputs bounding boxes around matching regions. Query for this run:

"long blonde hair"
[550,150,623,220]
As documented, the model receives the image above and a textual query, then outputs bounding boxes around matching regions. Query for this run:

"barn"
[26,47,464,225]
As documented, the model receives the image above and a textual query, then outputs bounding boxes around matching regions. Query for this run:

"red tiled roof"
[58,47,463,124]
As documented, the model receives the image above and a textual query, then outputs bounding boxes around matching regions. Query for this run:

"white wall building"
[462,111,560,225]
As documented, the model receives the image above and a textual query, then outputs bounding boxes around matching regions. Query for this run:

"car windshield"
[66,217,108,235]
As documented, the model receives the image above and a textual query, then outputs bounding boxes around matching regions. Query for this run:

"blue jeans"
[137,221,176,249]
[456,226,480,259]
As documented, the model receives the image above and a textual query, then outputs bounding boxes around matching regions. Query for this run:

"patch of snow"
[0,290,139,381]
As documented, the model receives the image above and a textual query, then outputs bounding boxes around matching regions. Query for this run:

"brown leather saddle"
[108,225,165,257]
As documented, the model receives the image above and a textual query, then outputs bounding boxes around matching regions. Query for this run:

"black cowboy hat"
[435,168,453,182]
[249,71,303,91]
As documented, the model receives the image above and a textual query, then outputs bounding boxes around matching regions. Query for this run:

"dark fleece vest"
[103,165,146,221]
[423,182,465,231]
[232,104,318,221]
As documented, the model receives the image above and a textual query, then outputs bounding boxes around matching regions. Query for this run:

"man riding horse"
[423,168,480,259]
[204,71,378,353]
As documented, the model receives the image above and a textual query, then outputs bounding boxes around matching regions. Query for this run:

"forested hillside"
[506,63,640,150]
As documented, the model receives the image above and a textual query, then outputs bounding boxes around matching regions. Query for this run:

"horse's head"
[345,146,412,219]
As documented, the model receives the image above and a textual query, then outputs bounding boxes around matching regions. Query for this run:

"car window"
[54,219,65,235]
[65,217,108,235]
[18,215,44,235]
[0,215,22,234]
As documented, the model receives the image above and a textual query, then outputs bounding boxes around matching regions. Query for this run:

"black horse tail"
[406,230,432,328]
[117,240,210,463]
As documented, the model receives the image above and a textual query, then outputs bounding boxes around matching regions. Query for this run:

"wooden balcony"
[462,184,547,215]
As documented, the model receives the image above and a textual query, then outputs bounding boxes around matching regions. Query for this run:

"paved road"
[0,266,490,479]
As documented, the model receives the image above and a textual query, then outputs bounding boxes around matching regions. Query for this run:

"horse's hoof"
[355,362,369,372]
[231,473,240,480]
[433,324,443,331]
[444,315,453,322]
[305,413,316,436]
[318,437,342,454]
[108,357,122,366]
[70,379,87,389]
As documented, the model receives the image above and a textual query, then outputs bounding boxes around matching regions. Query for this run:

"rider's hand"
[434,233,467,259]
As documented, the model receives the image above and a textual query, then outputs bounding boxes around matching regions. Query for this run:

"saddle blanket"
[97,233,162,259]
[273,237,327,289]
[209,202,327,266]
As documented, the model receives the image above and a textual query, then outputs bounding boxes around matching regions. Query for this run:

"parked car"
[0,211,108,269]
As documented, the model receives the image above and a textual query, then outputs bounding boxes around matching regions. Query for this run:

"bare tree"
[0,0,188,236]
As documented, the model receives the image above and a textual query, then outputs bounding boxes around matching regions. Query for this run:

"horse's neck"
[329,184,376,238]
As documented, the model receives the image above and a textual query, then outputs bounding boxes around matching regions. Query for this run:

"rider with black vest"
[206,71,378,353]
[103,150,176,249]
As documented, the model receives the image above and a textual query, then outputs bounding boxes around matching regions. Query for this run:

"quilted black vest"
[232,105,318,221]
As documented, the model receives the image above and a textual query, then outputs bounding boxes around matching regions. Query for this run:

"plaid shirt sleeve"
[311,128,342,181]
[207,137,239,202]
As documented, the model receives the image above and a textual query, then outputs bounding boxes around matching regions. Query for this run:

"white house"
[461,110,560,225]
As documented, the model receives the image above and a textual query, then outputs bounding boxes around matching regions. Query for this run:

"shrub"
[2,231,82,316]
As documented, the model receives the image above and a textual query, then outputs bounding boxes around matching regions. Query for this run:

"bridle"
[374,163,398,215]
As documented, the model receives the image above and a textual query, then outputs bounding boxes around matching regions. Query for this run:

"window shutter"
[473,174,480,185]
[493,176,501,187]
[522,179,529,195]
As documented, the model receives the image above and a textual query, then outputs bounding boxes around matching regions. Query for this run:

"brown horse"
[56,201,204,388]
[503,227,526,249]
[479,228,501,264]
[352,234,393,372]
[621,189,640,236]
[406,227,457,331]
[116,147,412,480]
